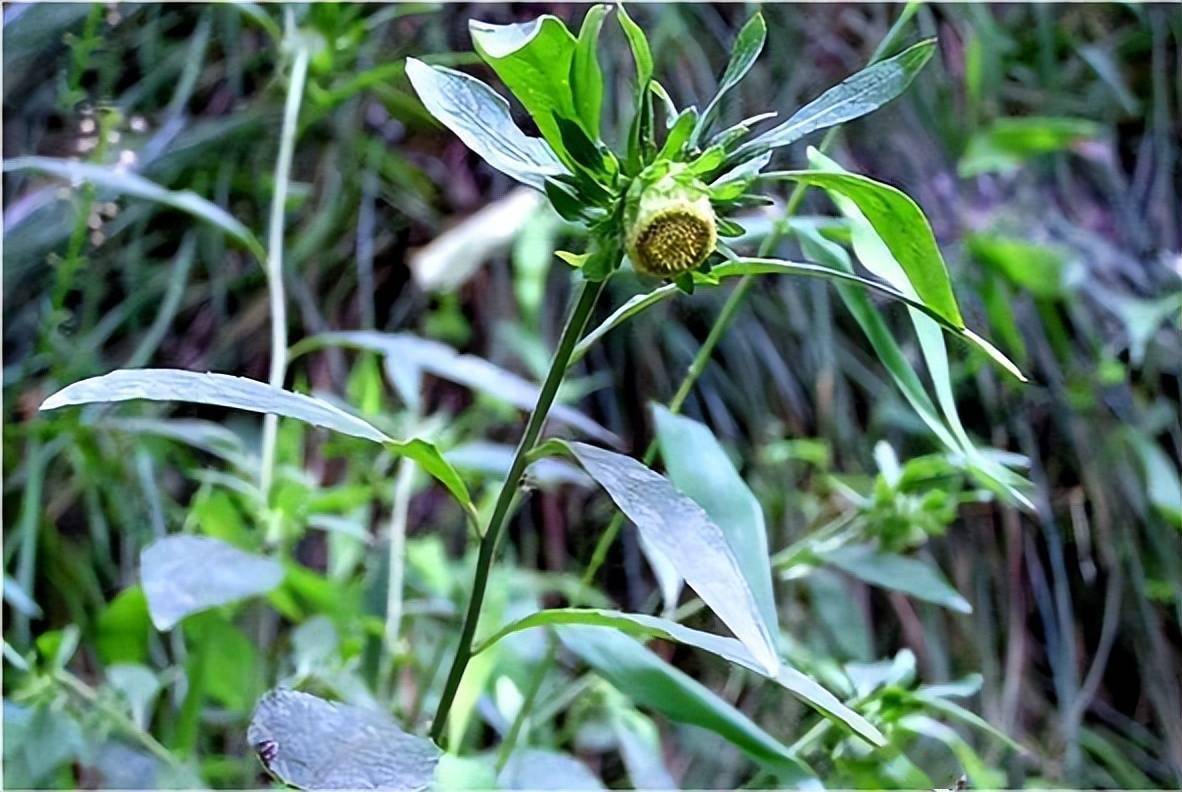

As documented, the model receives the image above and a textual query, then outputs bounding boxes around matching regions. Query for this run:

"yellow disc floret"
[625,170,717,279]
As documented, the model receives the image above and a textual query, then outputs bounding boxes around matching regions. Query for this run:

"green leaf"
[141,535,284,630]
[771,161,965,330]
[618,4,655,173]
[470,15,580,158]
[41,368,475,512]
[694,12,767,144]
[966,233,1071,299]
[733,39,935,160]
[405,59,566,191]
[562,441,780,675]
[499,749,603,790]
[556,626,815,780]
[652,405,777,636]
[97,586,151,665]
[960,116,1102,177]
[247,688,440,790]
[571,5,611,136]
[476,607,886,747]
[616,5,652,88]
[821,543,972,613]
[3,156,265,262]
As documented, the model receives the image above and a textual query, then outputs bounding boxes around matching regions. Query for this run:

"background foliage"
[4,2,1181,789]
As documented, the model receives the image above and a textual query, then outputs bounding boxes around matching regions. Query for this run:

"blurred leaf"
[404,59,566,191]
[1107,292,1182,365]
[960,116,1102,177]
[477,607,885,746]
[247,688,440,790]
[734,39,935,160]
[298,330,618,445]
[821,543,972,613]
[966,233,1071,299]
[557,626,814,780]
[1128,434,1182,529]
[499,748,604,790]
[562,441,780,674]
[97,586,151,666]
[140,536,285,630]
[652,405,777,635]
[470,15,579,158]
[184,613,263,712]
[2,157,264,261]
[611,708,676,789]
[105,664,162,731]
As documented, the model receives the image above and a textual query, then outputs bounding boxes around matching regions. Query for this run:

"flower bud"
[625,171,717,278]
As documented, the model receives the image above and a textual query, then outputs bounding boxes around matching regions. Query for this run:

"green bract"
[406,6,937,289]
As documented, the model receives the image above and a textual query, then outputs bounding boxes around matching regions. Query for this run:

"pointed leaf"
[652,405,777,636]
[405,59,566,191]
[734,39,935,159]
[563,441,780,674]
[695,12,767,143]
[822,543,972,613]
[248,688,440,790]
[571,5,611,136]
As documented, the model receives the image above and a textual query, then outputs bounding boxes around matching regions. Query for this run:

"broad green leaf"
[294,330,618,445]
[556,626,815,780]
[41,368,475,512]
[966,233,1072,299]
[405,59,566,191]
[821,543,972,613]
[97,586,151,665]
[960,116,1102,177]
[476,607,886,747]
[470,15,580,157]
[247,688,440,790]
[733,39,935,160]
[571,5,611,136]
[2,156,265,262]
[770,163,965,329]
[694,12,767,144]
[652,405,777,635]
[562,441,780,675]
[140,535,284,630]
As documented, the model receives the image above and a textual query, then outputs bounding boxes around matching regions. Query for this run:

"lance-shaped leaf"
[732,39,936,161]
[476,607,886,747]
[821,543,972,613]
[570,5,611,136]
[3,157,264,261]
[40,369,474,513]
[557,441,780,675]
[694,12,767,144]
[652,405,777,636]
[405,59,566,192]
[141,536,284,630]
[248,688,440,790]
[470,15,580,157]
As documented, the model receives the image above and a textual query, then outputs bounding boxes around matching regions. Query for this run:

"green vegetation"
[4,3,1180,790]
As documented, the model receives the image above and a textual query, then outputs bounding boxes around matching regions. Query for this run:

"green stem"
[431,277,605,744]
[259,41,309,498]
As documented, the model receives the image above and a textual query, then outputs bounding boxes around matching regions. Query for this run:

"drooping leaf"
[562,441,780,674]
[733,39,936,160]
[476,607,885,747]
[469,15,580,157]
[140,535,284,630]
[652,405,777,636]
[405,59,566,191]
[247,688,440,790]
[821,543,972,613]
[2,156,265,262]
[39,368,474,513]
[557,626,813,779]
[294,330,618,445]
[769,162,965,329]
[694,12,767,144]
